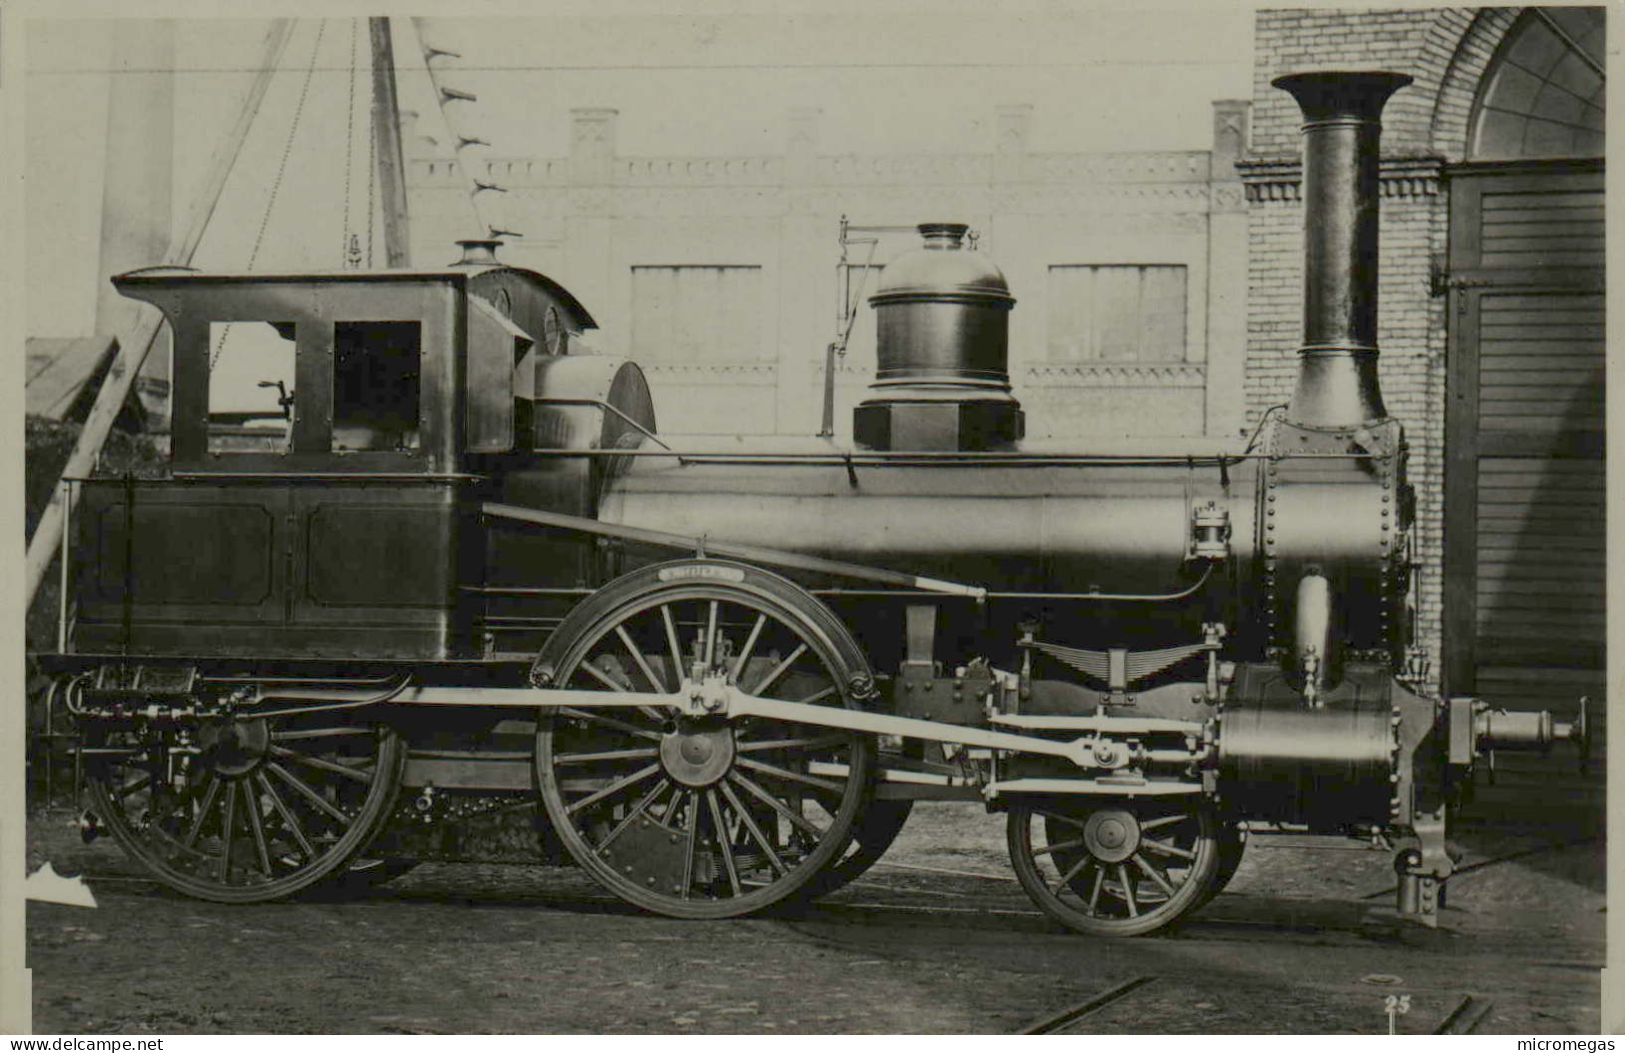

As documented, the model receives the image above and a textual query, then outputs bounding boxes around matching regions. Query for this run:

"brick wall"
[1244,7,1520,685]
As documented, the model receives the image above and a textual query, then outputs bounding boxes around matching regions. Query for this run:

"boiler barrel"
[597,457,1262,595]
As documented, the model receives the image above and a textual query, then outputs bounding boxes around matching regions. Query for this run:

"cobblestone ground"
[24,751,1604,1034]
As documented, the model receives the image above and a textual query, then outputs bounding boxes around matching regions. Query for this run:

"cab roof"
[113,264,597,332]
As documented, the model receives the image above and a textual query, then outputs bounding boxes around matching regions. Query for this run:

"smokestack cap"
[450,239,503,267]
[1271,71,1413,124]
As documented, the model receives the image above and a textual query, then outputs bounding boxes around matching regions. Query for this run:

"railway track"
[1018,976,1160,1035]
[1433,995,1495,1035]
[1018,977,1501,1036]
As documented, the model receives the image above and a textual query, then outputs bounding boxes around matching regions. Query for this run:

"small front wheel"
[1006,797,1219,937]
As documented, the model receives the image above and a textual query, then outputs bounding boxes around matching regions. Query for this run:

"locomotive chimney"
[450,238,503,267]
[853,222,1022,451]
[1273,71,1411,429]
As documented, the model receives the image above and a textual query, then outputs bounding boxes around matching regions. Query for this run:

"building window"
[1045,264,1187,362]
[332,321,422,452]
[1471,8,1605,160]
[207,321,295,453]
[630,265,765,364]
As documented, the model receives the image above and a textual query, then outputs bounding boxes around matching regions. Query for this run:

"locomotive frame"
[36,70,1586,938]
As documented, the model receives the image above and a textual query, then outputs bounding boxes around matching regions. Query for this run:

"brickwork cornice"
[1237,155,1444,203]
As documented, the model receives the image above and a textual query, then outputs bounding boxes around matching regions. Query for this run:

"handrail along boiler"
[43,71,1584,933]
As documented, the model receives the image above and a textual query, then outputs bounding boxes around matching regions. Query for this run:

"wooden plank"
[1442,278,1481,694]
[1478,370,1604,387]
[1479,350,1605,368]
[1477,431,1604,457]
[1477,565,1607,586]
[1479,393,1603,411]
[1481,189,1606,210]
[1476,547,1606,565]
[1480,249,1606,268]
[1482,220,1607,238]
[1478,323,1606,339]
[1482,235,1605,254]
[1481,291,1605,307]
[1476,541,1606,560]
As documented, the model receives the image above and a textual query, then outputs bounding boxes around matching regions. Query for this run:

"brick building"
[1242,7,1603,713]
[403,103,1252,444]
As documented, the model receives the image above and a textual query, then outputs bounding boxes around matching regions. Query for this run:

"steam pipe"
[1273,71,1412,428]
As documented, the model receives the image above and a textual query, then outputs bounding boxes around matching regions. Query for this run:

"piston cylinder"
[1217,698,1397,827]
[854,223,1022,451]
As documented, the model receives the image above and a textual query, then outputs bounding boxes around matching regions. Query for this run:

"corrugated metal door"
[1443,162,1604,733]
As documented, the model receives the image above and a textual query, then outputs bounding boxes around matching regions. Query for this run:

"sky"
[24,6,1255,398]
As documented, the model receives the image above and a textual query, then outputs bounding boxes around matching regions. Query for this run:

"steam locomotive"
[40,71,1583,935]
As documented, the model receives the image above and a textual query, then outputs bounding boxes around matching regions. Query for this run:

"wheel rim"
[84,714,403,904]
[535,567,873,919]
[801,798,914,899]
[1007,798,1218,936]
[1201,820,1246,905]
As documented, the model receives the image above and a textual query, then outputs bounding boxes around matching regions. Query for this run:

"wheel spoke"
[750,644,808,696]
[680,792,700,899]
[706,789,742,896]
[734,756,844,794]
[267,762,352,826]
[244,784,273,877]
[616,625,669,693]
[735,734,848,754]
[553,747,661,766]
[661,605,686,684]
[565,763,662,817]
[1050,851,1091,897]
[583,659,629,692]
[584,655,665,723]
[1132,852,1177,897]
[257,771,314,860]
[1030,837,1086,859]
[1041,811,1091,833]
[593,778,672,855]
[558,708,662,742]
[1117,864,1138,916]
[1142,837,1195,861]
[217,782,238,882]
[114,773,153,800]
[719,780,788,875]
[271,727,372,742]
[728,771,826,841]
[1087,864,1106,913]
[183,776,221,848]
[702,601,720,668]
[728,614,768,684]
[796,685,837,705]
[269,746,373,784]
[1140,814,1187,832]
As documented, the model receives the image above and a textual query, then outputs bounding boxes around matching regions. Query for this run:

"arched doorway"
[1442,8,1604,732]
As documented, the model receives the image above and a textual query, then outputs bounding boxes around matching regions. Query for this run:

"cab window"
[206,321,295,454]
[332,321,422,453]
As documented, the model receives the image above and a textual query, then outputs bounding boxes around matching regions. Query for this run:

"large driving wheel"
[1007,797,1219,936]
[534,560,875,919]
[84,712,404,904]
[1202,820,1246,904]
[800,797,913,898]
